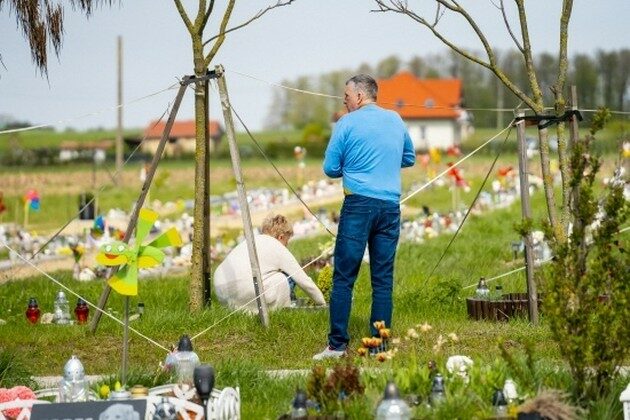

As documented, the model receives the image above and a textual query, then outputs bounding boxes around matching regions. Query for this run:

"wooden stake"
[515,111,539,324]
[203,74,212,305]
[90,77,192,333]
[215,65,269,327]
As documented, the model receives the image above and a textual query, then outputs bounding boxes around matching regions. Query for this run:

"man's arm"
[323,120,345,178]
[401,130,416,168]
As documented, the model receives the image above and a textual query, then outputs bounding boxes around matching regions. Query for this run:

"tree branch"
[173,0,194,35]
[499,0,524,52]
[515,0,543,108]
[202,0,295,47]
[193,0,207,35]
[201,0,215,30]
[203,0,236,68]
[372,0,539,111]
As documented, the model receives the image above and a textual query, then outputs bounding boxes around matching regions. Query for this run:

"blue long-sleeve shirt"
[323,104,415,203]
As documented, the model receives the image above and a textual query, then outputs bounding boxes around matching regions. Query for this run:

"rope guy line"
[401,121,515,204]
[226,69,630,116]
[190,247,331,342]
[423,124,513,285]
[33,107,171,257]
[224,85,337,238]
[0,82,179,135]
[0,105,172,285]
[0,240,170,352]
[462,225,630,290]
[190,121,517,341]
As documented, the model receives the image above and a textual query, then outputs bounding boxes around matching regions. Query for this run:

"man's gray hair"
[346,74,378,100]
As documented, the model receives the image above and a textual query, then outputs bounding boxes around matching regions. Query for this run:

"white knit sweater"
[213,234,326,313]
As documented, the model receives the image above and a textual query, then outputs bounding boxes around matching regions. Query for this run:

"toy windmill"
[96,208,182,296]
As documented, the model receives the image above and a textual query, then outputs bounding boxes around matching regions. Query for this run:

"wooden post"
[90,77,192,333]
[215,65,269,327]
[121,296,129,386]
[115,36,124,176]
[203,74,212,305]
[515,111,539,324]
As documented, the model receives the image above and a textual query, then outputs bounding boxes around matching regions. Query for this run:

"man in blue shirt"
[313,74,415,360]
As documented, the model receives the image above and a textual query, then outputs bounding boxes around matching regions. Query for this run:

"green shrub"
[541,110,629,402]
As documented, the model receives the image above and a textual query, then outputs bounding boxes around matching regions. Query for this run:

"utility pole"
[515,111,539,325]
[115,36,124,176]
[215,65,269,327]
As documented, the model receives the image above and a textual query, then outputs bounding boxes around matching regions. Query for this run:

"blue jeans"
[328,194,401,350]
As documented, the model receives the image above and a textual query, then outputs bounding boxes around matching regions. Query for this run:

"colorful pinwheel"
[96,208,182,296]
[24,189,40,211]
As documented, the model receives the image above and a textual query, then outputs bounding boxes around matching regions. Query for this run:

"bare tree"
[373,0,577,242]
[173,0,295,310]
[1,0,113,74]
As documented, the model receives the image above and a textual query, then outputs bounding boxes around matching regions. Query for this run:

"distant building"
[333,72,473,151]
[136,120,224,156]
[59,139,113,162]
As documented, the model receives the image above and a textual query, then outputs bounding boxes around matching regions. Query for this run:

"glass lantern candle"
[74,298,89,324]
[53,291,71,324]
[430,373,446,406]
[26,297,41,324]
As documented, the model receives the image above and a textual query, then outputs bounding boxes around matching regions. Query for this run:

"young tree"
[173,0,295,310]
[373,0,578,242]
[1,0,112,75]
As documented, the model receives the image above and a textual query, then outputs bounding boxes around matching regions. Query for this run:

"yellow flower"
[448,332,459,342]
[99,384,110,399]
[373,320,386,331]
[361,337,372,347]
[379,328,391,339]
[366,338,382,348]
[376,352,388,362]
[357,347,368,357]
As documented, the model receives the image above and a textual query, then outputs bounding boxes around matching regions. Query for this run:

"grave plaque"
[31,399,146,420]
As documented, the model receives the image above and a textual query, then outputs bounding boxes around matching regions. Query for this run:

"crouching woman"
[213,214,326,313]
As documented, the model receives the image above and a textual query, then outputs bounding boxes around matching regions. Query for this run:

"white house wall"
[406,119,458,151]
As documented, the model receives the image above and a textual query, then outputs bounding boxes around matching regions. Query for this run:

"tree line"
[266,49,629,129]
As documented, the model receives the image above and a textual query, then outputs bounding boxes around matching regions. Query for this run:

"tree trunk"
[537,126,565,242]
[189,38,209,311]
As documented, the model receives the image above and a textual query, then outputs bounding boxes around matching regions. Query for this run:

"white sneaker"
[312,346,346,361]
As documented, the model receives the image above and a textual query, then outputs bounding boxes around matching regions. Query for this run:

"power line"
[226,87,337,238]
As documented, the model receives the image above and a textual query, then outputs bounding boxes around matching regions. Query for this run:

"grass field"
[0,126,627,418]
[0,191,564,416]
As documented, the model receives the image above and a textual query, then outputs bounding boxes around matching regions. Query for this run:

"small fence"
[466,293,542,322]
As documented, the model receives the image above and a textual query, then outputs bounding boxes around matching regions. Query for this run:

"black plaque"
[31,399,146,420]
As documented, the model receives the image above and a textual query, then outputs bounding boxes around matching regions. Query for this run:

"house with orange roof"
[136,119,224,156]
[334,72,473,150]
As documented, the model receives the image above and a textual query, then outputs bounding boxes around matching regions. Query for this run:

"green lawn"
[0,127,627,418]
[0,190,574,417]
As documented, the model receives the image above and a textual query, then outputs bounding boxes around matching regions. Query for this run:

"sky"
[0,0,628,133]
